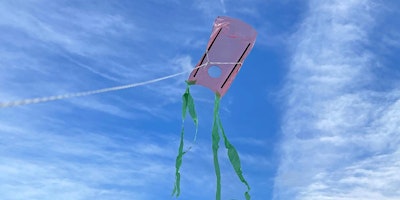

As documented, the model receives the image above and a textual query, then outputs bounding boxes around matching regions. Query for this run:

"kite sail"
[173,16,257,200]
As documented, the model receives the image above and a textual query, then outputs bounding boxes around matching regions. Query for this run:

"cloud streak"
[0,0,199,117]
[0,113,182,200]
[275,0,400,199]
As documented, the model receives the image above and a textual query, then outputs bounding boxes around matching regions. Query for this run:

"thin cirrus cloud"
[274,0,400,199]
[0,0,198,115]
[0,2,195,199]
[0,122,177,200]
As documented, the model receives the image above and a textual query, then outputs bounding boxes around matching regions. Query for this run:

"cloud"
[0,116,179,200]
[274,0,400,199]
[0,2,211,198]
[193,0,226,17]
[220,0,227,13]
[0,1,137,56]
[0,0,201,118]
[0,106,269,200]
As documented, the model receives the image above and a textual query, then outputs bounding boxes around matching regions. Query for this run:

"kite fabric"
[173,16,257,200]
[188,16,257,97]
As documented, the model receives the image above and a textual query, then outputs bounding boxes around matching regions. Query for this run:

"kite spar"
[173,16,257,200]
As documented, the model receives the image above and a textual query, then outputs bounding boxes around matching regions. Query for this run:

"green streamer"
[217,112,251,200]
[173,84,250,200]
[214,95,251,200]
[212,95,222,200]
[186,84,198,141]
[172,82,198,197]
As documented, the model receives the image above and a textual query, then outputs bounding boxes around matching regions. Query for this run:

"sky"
[0,0,399,200]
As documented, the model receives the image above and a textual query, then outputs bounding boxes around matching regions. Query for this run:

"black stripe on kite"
[193,28,223,77]
[221,43,251,89]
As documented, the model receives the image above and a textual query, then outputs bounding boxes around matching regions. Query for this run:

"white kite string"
[0,59,242,108]
[0,71,189,108]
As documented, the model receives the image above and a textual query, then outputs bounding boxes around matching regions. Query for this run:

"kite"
[172,16,257,200]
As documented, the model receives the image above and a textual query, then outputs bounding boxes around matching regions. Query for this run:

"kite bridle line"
[0,55,243,109]
[204,49,244,69]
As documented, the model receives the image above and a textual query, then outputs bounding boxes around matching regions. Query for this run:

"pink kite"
[173,16,257,200]
[188,16,257,97]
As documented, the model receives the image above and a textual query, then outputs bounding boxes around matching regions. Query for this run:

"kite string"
[0,51,242,108]
[0,70,189,108]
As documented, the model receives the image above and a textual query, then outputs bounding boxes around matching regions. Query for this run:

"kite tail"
[213,95,251,200]
[212,95,222,200]
[172,82,198,197]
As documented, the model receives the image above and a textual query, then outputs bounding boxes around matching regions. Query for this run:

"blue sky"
[1,0,399,199]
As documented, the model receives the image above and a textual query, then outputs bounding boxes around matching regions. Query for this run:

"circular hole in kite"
[208,65,221,78]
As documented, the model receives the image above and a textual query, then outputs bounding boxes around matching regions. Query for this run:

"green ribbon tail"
[172,82,198,197]
[172,125,184,197]
[212,95,222,200]
[186,82,198,141]
[216,95,251,200]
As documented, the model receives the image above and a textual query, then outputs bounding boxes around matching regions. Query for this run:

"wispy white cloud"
[193,0,267,19]
[0,2,212,198]
[193,0,226,17]
[0,116,178,200]
[0,1,137,56]
[220,0,227,13]
[275,0,400,199]
[0,0,201,117]
[0,108,269,199]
